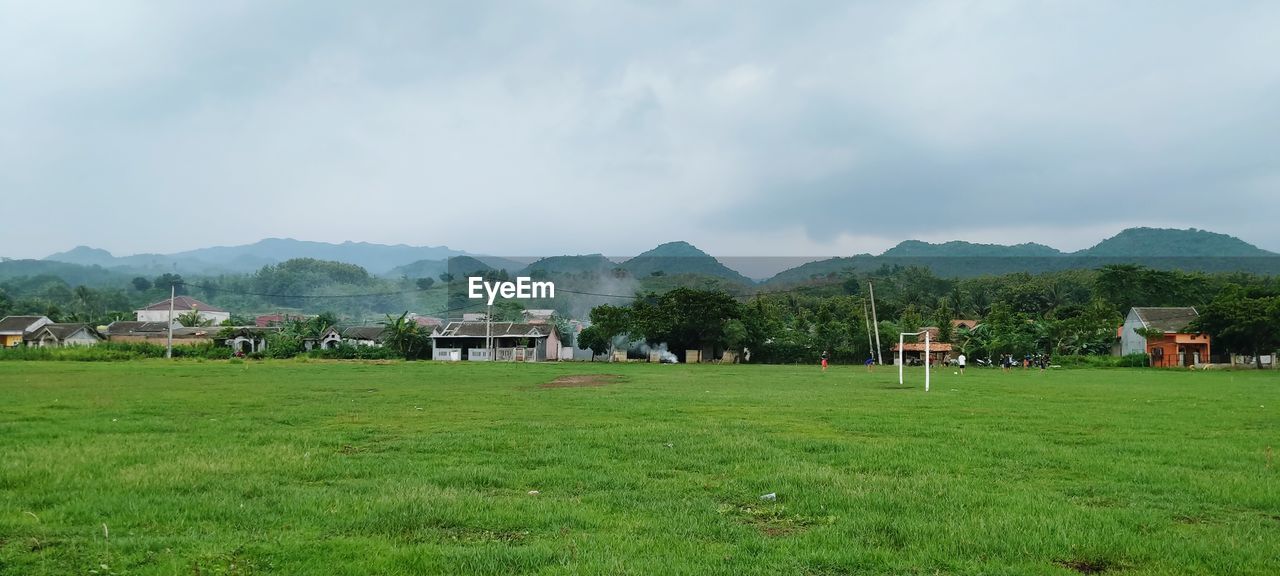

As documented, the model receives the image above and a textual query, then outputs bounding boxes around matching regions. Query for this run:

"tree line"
[578,264,1280,364]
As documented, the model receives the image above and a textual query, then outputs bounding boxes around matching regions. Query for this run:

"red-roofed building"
[135,296,230,325]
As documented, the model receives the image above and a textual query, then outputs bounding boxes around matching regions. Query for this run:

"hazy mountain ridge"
[27,228,1279,286]
[45,238,470,276]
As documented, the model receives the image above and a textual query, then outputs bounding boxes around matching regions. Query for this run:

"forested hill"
[881,240,1064,258]
[1072,227,1276,257]
[621,242,753,285]
[764,228,1280,284]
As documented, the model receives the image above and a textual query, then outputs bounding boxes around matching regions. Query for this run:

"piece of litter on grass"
[760,492,777,501]
[112,418,118,422]
[664,443,674,448]
[528,490,540,496]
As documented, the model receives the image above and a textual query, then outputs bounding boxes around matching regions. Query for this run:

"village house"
[341,326,387,347]
[892,341,953,365]
[409,314,445,329]
[105,321,217,346]
[135,296,230,325]
[305,326,344,351]
[521,309,557,324]
[1120,307,1211,367]
[0,315,52,347]
[431,321,561,361]
[216,326,277,354]
[24,323,103,347]
[255,313,306,327]
[888,321,971,365]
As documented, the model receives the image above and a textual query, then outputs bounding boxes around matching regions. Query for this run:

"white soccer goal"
[898,330,932,392]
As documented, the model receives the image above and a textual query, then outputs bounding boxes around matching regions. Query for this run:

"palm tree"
[382,312,427,360]
[73,285,96,319]
[176,309,213,327]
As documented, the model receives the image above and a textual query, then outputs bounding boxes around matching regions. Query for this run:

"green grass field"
[1,361,1276,575]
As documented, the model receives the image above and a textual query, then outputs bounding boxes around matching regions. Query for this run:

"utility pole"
[485,303,492,361]
[869,281,883,365]
[862,298,876,361]
[166,283,175,359]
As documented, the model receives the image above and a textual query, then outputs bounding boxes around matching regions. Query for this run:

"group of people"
[999,353,1051,371]
[819,351,878,372]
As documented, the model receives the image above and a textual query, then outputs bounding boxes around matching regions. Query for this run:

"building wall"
[63,332,101,346]
[108,335,213,346]
[1120,310,1147,356]
[136,310,230,324]
[1,335,23,347]
[1146,334,1211,367]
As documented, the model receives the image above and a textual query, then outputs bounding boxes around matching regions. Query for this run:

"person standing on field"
[957,353,966,375]
[820,350,830,372]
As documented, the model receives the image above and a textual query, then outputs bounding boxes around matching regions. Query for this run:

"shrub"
[307,343,403,360]
[1053,353,1150,368]
[0,342,165,361]
[171,343,234,360]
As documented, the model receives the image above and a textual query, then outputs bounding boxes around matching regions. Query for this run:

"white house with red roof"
[135,296,230,325]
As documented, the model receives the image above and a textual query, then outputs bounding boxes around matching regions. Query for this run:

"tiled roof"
[139,296,228,313]
[106,321,173,335]
[1132,307,1200,333]
[432,322,554,339]
[0,316,49,334]
[104,322,215,339]
[892,342,954,352]
[28,323,99,341]
[341,326,387,340]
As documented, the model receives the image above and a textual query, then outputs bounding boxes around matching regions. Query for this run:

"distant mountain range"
[7,227,1277,287]
[44,238,469,276]
[766,228,1280,283]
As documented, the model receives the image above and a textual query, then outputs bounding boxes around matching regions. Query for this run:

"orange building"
[1120,307,1211,367]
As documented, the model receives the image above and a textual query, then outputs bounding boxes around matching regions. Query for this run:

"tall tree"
[627,288,742,354]
[577,325,609,360]
[382,312,430,360]
[1192,289,1280,368]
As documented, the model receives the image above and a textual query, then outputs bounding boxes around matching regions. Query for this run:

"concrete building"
[431,321,561,361]
[135,296,230,325]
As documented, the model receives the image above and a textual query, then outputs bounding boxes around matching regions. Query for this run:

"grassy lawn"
[0,361,1276,575]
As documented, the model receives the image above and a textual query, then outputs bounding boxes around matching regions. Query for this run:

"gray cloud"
[2,1,1277,260]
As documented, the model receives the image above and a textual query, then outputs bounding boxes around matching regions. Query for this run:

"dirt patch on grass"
[719,502,828,538]
[541,374,624,388]
[1055,558,1117,574]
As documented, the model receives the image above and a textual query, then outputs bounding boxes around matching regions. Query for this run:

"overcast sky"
[3,0,1278,260]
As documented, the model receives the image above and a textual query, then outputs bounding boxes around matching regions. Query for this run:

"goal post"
[898,330,932,392]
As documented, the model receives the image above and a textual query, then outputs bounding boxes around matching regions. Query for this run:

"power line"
[177,281,427,300]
